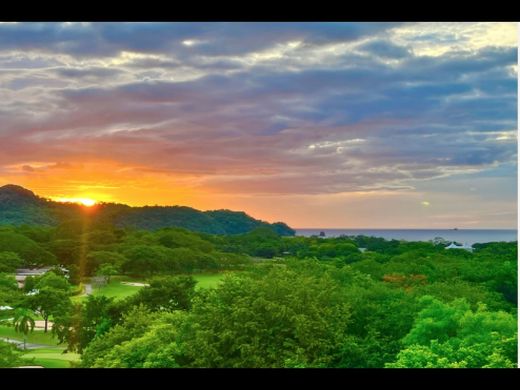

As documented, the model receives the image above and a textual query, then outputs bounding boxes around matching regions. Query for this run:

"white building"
[445,242,474,252]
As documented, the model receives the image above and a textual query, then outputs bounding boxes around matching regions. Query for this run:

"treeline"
[75,250,517,368]
[0,184,295,236]
[0,224,517,307]
[0,223,252,281]
[0,221,517,368]
[3,258,512,368]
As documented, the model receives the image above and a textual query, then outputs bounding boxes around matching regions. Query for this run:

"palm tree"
[13,308,35,350]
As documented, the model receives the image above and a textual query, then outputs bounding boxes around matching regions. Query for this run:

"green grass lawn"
[0,325,79,368]
[0,325,59,346]
[72,273,231,302]
[71,276,145,303]
[21,347,80,368]
[91,276,145,300]
[192,273,229,289]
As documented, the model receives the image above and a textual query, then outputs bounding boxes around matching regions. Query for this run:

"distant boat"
[453,228,459,230]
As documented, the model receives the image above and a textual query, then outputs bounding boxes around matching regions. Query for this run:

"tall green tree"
[53,295,115,353]
[177,265,351,368]
[96,263,119,284]
[127,276,196,312]
[13,307,35,350]
[387,296,517,368]
[0,251,23,273]
[26,272,72,332]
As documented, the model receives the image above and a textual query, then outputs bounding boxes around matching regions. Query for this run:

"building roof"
[446,242,461,249]
[445,242,473,251]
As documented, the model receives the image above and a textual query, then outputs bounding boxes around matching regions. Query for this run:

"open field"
[0,325,59,345]
[71,276,144,303]
[21,347,80,368]
[71,272,231,303]
[91,276,145,300]
[0,325,79,368]
[193,273,228,289]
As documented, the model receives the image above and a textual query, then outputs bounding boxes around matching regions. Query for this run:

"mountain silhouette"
[0,184,294,235]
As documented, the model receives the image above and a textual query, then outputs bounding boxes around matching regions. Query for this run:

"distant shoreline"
[295,228,518,245]
[295,228,517,231]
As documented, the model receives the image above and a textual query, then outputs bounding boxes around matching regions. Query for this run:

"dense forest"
[0,213,517,368]
[0,185,294,235]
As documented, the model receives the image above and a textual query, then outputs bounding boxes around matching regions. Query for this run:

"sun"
[51,197,97,207]
[78,198,97,207]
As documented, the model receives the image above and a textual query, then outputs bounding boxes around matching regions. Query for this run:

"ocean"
[295,229,518,245]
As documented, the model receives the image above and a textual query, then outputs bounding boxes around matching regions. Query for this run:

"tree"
[81,305,159,367]
[32,272,71,291]
[121,245,168,276]
[66,264,81,285]
[48,238,81,266]
[85,251,127,277]
[27,273,72,332]
[81,262,352,368]
[0,251,23,273]
[0,273,22,307]
[155,228,214,252]
[13,307,35,350]
[87,312,185,368]
[29,287,71,332]
[96,263,119,284]
[0,230,57,266]
[23,275,36,293]
[177,264,351,367]
[0,340,23,367]
[53,295,115,353]
[387,296,517,368]
[337,278,420,367]
[127,276,197,312]
[0,272,19,290]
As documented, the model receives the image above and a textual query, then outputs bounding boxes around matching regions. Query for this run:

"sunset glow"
[0,22,516,371]
[0,22,517,228]
[52,197,97,207]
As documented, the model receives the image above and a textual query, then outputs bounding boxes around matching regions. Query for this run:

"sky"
[0,22,517,228]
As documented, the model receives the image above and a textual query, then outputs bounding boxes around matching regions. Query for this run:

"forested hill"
[0,184,295,236]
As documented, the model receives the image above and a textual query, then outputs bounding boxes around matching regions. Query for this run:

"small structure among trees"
[445,242,474,252]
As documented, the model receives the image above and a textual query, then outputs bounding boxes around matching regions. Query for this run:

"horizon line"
[294,227,518,231]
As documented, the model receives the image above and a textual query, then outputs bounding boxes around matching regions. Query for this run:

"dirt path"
[0,337,51,350]
[34,320,53,330]
[121,282,149,287]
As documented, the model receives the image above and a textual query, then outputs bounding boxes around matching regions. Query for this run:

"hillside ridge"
[0,184,295,236]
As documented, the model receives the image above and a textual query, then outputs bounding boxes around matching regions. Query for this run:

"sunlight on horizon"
[51,197,97,207]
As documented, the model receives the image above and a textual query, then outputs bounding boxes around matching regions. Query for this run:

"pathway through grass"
[0,325,79,368]
[22,347,80,368]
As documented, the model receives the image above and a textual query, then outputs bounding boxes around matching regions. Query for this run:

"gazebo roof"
[446,242,461,248]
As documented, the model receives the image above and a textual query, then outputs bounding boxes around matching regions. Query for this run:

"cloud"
[357,39,412,59]
[0,22,400,59]
[0,22,516,206]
